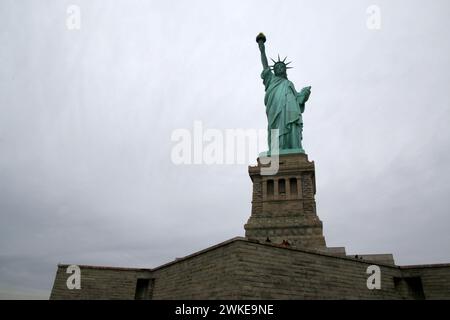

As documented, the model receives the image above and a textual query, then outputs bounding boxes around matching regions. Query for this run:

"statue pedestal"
[259,148,305,157]
[244,152,327,249]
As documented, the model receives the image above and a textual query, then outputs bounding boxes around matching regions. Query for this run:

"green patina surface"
[256,33,311,155]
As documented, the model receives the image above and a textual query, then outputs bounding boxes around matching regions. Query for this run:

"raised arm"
[256,33,269,70]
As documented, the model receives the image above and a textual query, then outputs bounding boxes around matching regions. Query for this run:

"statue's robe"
[261,68,308,152]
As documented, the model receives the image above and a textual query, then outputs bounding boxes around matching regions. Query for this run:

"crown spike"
[283,56,287,62]
[285,61,292,65]
[270,58,276,64]
[277,54,280,61]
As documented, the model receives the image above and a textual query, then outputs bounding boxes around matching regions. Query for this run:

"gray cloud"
[0,0,449,298]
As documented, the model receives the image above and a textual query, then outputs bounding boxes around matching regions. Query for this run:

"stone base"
[244,153,327,250]
[245,219,326,249]
[50,237,450,300]
[259,148,305,157]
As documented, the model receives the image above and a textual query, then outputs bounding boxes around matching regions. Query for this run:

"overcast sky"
[1,0,449,299]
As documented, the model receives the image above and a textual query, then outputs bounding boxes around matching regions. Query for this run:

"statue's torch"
[256,32,266,44]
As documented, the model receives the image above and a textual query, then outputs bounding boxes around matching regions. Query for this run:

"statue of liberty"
[256,33,311,155]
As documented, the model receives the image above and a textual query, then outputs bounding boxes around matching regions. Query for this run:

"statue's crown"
[269,54,292,70]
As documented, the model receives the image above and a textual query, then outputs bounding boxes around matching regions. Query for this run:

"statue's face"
[274,63,286,77]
